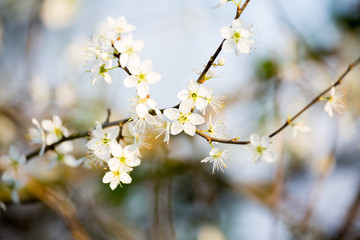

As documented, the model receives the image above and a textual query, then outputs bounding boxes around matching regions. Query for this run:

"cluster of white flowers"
[28,115,82,168]
[0,146,27,203]
[84,16,141,85]
[86,123,141,190]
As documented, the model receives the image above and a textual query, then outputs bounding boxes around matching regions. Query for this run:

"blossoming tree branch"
[1,0,359,201]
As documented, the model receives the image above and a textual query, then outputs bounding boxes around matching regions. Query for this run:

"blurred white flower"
[291,121,310,137]
[86,123,119,161]
[108,16,136,36]
[124,59,161,98]
[48,142,83,168]
[218,57,226,66]
[0,146,27,203]
[28,118,46,156]
[41,115,69,145]
[164,104,205,136]
[55,83,76,108]
[29,75,51,108]
[213,0,228,9]
[201,148,230,174]
[245,134,276,163]
[324,87,346,117]
[114,34,144,67]
[40,0,76,30]
[221,19,255,55]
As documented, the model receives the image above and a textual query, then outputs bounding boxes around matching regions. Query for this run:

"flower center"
[256,146,266,154]
[179,114,188,123]
[126,47,135,55]
[54,128,62,139]
[232,32,241,41]
[191,92,197,100]
[99,64,107,75]
[119,156,126,163]
[138,73,146,82]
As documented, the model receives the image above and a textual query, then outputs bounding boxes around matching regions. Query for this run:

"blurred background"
[0,0,360,239]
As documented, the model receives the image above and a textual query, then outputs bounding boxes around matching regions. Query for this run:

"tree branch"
[195,57,360,145]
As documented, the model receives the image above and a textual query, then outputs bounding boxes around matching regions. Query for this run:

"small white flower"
[0,146,27,203]
[245,134,276,163]
[291,122,310,137]
[154,110,171,144]
[28,118,46,156]
[177,80,210,112]
[124,59,161,98]
[324,87,346,117]
[108,16,136,36]
[114,34,144,67]
[164,104,205,136]
[193,67,220,81]
[218,57,226,66]
[41,115,69,145]
[127,125,152,157]
[221,19,255,55]
[86,123,119,161]
[201,148,230,173]
[49,142,83,168]
[102,164,133,190]
[84,34,113,62]
[109,142,141,168]
[207,114,226,138]
[206,88,225,113]
[89,59,113,85]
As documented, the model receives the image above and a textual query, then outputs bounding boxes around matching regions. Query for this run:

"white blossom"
[84,34,113,62]
[206,88,225,113]
[291,122,310,137]
[102,164,133,190]
[89,59,113,85]
[41,115,69,145]
[164,104,205,136]
[201,148,230,173]
[245,134,276,163]
[207,114,226,138]
[114,34,144,67]
[49,142,83,168]
[86,123,119,161]
[221,19,255,55]
[324,87,346,117]
[0,146,27,203]
[108,16,136,36]
[124,59,161,98]
[109,142,141,168]
[28,118,46,156]
[177,80,210,112]
[154,110,171,144]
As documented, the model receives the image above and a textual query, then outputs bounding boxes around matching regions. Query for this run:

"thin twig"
[196,0,251,84]
[195,57,360,145]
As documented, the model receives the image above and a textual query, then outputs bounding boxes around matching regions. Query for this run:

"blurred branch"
[334,177,360,239]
